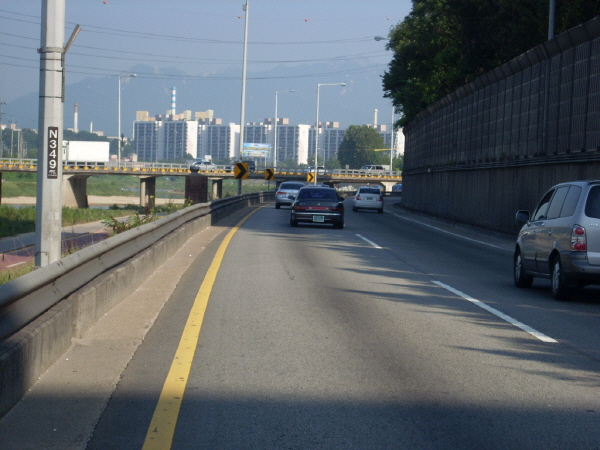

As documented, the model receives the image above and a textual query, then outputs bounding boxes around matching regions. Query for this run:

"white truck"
[62,140,110,165]
[360,164,391,173]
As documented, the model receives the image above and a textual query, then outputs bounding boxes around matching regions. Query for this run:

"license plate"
[365,196,374,201]
[313,215,325,223]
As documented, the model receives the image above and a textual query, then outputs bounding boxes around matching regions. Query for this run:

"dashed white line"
[356,234,382,249]
[432,281,557,343]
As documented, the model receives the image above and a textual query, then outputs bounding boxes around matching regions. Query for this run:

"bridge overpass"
[0,158,402,207]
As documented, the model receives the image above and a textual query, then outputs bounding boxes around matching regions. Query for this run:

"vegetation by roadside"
[0,205,144,239]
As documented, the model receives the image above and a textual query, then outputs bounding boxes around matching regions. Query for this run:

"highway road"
[1,199,600,449]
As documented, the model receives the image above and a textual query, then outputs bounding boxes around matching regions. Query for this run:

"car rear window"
[585,186,600,218]
[280,182,304,189]
[297,189,338,200]
[359,188,380,194]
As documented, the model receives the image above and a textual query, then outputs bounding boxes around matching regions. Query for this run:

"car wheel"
[514,249,533,288]
[352,206,358,212]
[333,221,344,229]
[551,256,573,300]
[275,203,281,209]
[377,208,383,214]
[290,217,298,227]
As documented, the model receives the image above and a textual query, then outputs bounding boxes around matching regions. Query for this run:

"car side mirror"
[516,210,530,225]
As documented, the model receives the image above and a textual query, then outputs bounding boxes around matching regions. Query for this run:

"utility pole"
[237,0,249,195]
[35,0,79,266]
[9,121,14,158]
[35,0,66,266]
[0,98,5,156]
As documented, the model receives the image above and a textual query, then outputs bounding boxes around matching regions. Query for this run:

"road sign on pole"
[234,162,249,179]
[265,168,274,181]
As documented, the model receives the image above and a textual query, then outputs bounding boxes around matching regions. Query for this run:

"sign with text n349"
[47,127,59,179]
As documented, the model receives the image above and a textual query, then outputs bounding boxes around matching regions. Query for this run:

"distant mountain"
[6,59,393,137]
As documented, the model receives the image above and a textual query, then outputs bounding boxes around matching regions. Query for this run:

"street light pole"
[238,0,250,195]
[273,89,294,170]
[314,82,345,184]
[118,73,136,167]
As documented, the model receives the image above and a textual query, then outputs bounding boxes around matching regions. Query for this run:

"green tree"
[337,125,385,169]
[383,0,600,127]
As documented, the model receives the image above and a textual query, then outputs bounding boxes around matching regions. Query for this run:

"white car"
[275,181,305,209]
[353,186,384,213]
[189,159,216,172]
[303,166,326,175]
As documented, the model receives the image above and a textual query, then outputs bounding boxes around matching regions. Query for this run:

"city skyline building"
[132,109,404,164]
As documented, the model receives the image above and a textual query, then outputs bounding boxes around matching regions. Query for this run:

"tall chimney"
[374,109,378,127]
[73,103,79,133]
[90,121,93,133]
[171,86,176,117]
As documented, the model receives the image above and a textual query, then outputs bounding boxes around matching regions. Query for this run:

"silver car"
[275,181,305,209]
[352,186,384,213]
[189,159,216,172]
[514,180,600,299]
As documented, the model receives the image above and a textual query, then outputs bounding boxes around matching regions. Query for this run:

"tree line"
[382,0,600,127]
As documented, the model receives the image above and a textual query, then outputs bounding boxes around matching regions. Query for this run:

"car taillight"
[571,225,587,252]
[356,195,361,200]
[293,205,308,211]
[379,195,383,202]
[332,205,344,212]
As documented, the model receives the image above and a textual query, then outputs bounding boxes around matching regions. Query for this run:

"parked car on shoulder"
[514,180,600,299]
[353,186,384,213]
[189,159,216,172]
[275,181,305,209]
[289,185,344,229]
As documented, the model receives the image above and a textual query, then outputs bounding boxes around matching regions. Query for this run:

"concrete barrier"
[0,192,273,419]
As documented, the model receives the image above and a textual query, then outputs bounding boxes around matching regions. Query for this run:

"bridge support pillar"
[139,176,156,207]
[380,181,397,192]
[185,174,208,204]
[63,175,90,208]
[0,172,2,204]
[211,179,223,199]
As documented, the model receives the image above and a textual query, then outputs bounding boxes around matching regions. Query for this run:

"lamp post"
[118,73,136,167]
[273,89,294,170]
[314,82,345,184]
[374,36,395,171]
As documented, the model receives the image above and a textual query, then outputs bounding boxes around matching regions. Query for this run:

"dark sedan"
[289,186,344,229]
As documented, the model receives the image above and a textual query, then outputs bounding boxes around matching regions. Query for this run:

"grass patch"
[0,261,35,285]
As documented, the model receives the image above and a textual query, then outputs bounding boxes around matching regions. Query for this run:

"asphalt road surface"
[2,199,600,449]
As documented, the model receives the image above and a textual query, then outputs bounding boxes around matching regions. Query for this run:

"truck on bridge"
[62,140,110,165]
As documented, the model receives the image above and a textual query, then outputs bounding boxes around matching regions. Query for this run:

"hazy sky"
[1,0,413,130]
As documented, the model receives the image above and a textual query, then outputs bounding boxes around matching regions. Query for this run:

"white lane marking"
[389,212,503,249]
[432,281,558,343]
[356,234,382,249]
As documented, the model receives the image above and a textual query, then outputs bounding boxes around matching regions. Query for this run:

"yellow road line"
[142,207,262,449]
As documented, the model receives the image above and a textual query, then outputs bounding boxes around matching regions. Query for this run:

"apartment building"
[197,118,239,161]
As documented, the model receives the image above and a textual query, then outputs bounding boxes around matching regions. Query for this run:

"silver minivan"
[514,180,600,299]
